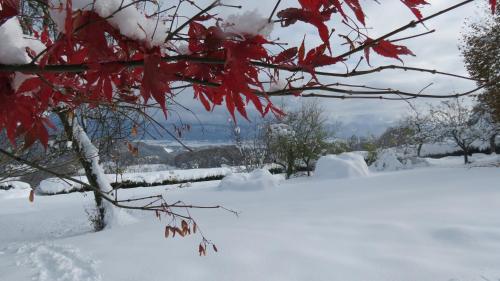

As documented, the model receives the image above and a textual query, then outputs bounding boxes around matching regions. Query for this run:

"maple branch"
[268,0,282,23]
[389,29,436,43]
[0,57,482,82]
[336,0,475,60]
[168,74,487,100]
[164,0,220,43]
[261,83,487,99]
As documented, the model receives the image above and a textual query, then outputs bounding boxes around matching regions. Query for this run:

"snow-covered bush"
[38,177,83,194]
[371,148,429,171]
[0,180,30,190]
[0,180,31,200]
[371,149,405,171]
[314,153,370,179]
[217,169,282,191]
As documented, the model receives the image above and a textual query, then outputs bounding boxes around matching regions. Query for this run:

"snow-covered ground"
[1,154,500,281]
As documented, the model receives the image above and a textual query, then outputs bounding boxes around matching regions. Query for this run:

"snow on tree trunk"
[58,112,132,230]
[71,120,116,228]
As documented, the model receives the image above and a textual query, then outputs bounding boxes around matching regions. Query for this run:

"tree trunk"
[490,134,497,154]
[286,162,293,179]
[58,111,116,231]
[463,147,469,164]
[417,143,423,157]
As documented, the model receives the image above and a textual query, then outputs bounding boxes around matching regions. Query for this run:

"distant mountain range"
[147,119,393,143]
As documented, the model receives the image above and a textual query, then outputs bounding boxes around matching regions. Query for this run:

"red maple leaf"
[489,0,497,13]
[400,0,429,19]
[277,8,332,50]
[364,38,415,65]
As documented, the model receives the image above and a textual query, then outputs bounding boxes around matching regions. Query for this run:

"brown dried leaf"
[29,190,34,203]
[181,220,189,231]
[178,228,186,237]
[164,226,170,238]
[131,124,138,136]
[198,244,206,256]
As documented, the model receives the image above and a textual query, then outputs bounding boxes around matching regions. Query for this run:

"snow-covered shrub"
[0,180,30,190]
[217,169,282,191]
[38,177,83,194]
[314,153,370,179]
[371,148,429,171]
[371,150,405,171]
[0,181,31,200]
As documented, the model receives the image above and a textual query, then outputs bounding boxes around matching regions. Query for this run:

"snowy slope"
[1,157,500,281]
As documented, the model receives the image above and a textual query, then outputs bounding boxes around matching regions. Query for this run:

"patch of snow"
[314,153,370,179]
[218,169,282,191]
[16,242,101,281]
[0,181,30,190]
[37,178,83,194]
[0,181,31,200]
[123,164,174,173]
[49,0,169,46]
[269,123,295,137]
[0,18,44,65]
[224,10,273,38]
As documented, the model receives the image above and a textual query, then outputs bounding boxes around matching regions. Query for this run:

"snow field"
[1,157,500,280]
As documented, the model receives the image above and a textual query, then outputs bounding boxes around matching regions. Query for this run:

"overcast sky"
[164,0,490,136]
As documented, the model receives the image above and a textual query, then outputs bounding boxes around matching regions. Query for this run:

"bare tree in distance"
[430,99,483,164]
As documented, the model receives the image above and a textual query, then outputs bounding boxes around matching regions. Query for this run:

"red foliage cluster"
[0,0,18,25]
[0,0,497,148]
[363,38,415,66]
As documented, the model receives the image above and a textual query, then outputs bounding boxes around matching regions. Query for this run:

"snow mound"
[38,177,82,194]
[371,148,430,171]
[0,180,30,190]
[371,150,405,171]
[218,169,282,191]
[0,181,31,200]
[314,153,370,179]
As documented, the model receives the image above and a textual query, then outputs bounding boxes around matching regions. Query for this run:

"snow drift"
[371,148,430,172]
[314,153,370,179]
[371,149,405,171]
[0,181,31,200]
[218,169,282,191]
